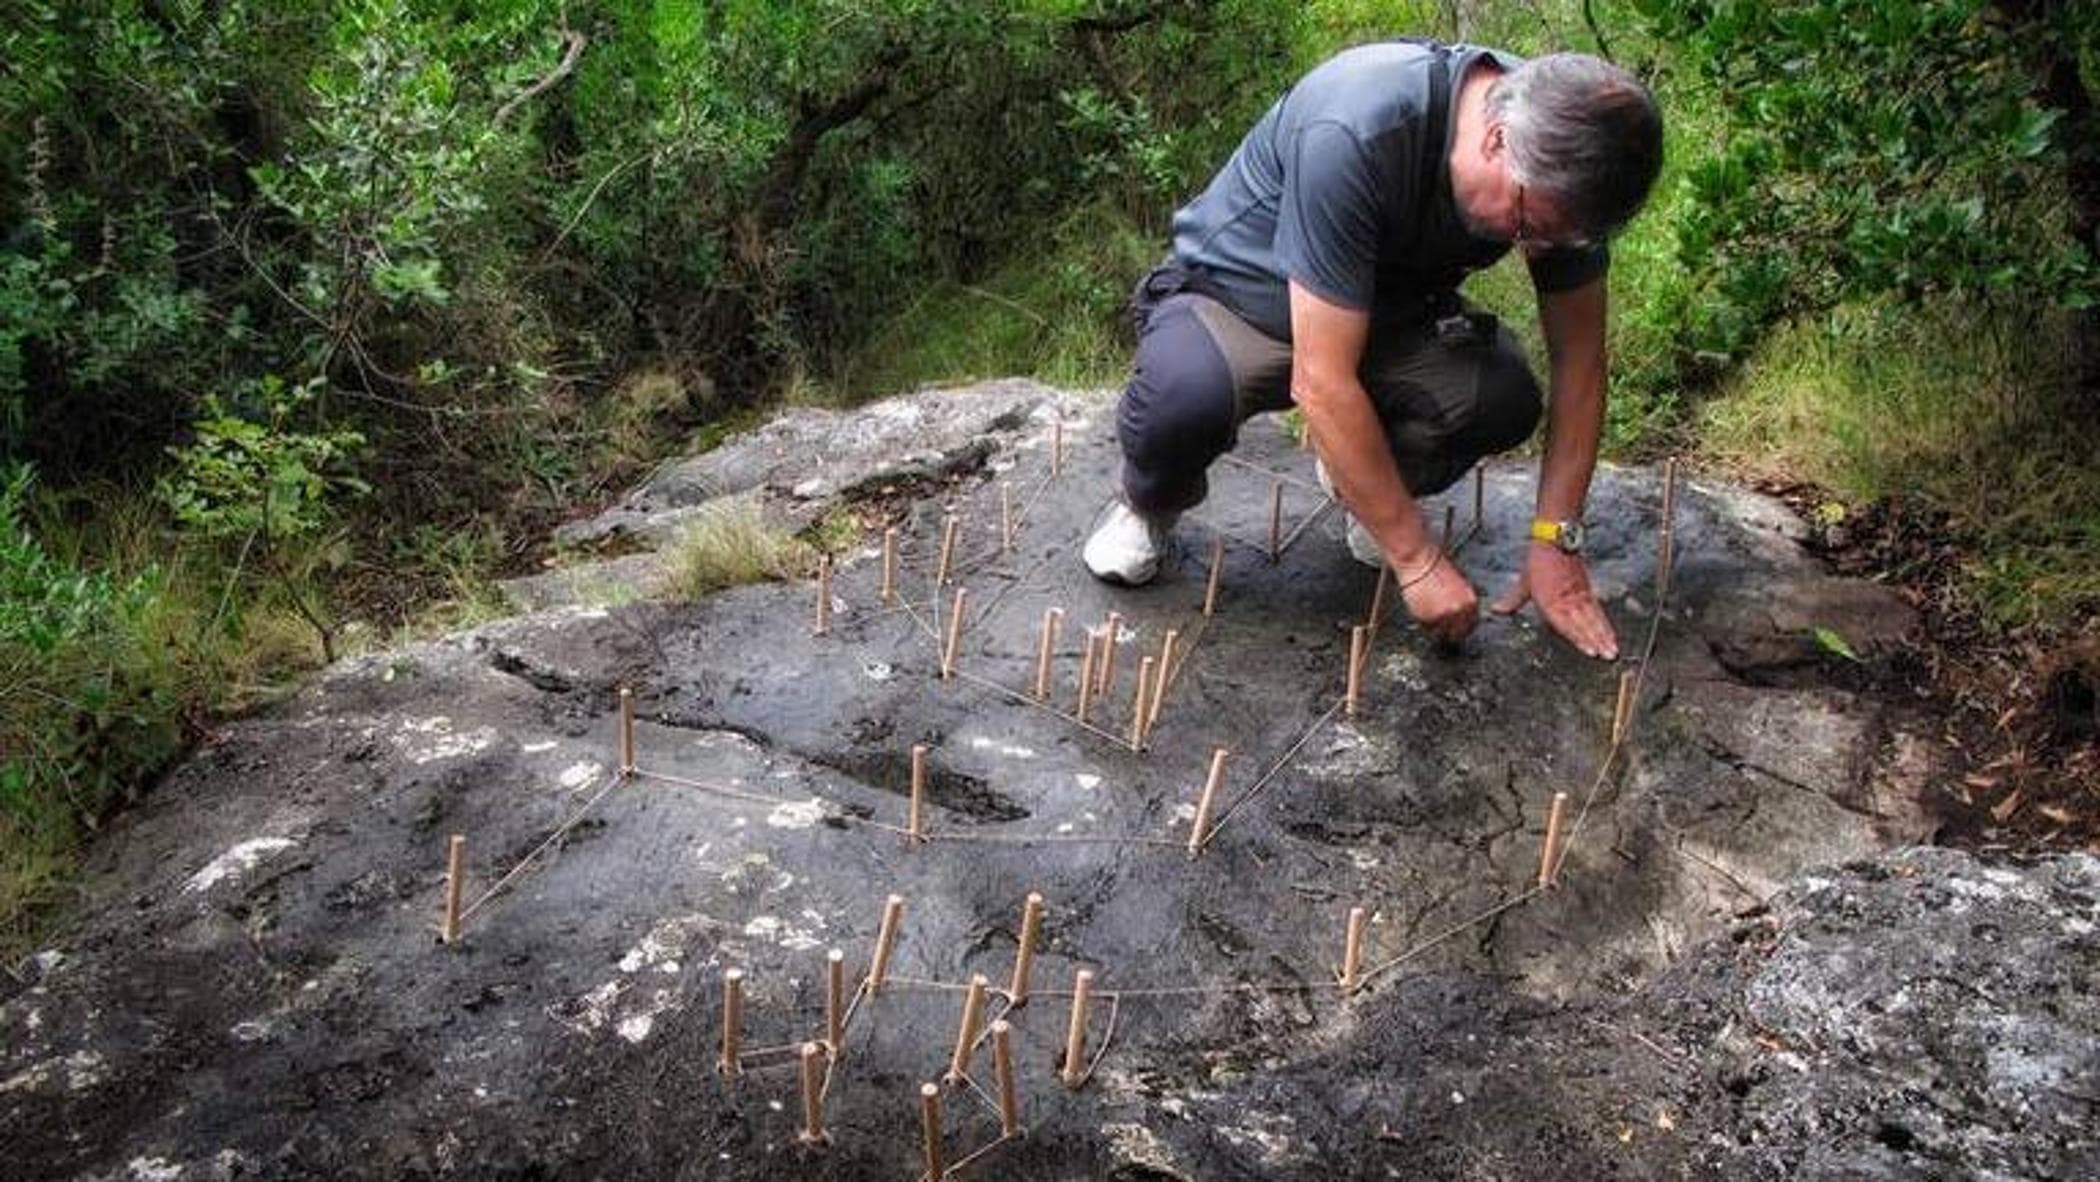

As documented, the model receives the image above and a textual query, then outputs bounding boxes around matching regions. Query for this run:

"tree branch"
[495,30,588,127]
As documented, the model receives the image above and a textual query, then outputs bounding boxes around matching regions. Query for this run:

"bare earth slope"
[4,381,2094,1180]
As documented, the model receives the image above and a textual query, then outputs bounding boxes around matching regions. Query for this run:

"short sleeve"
[1526,241,1611,293]
[1273,120,1383,311]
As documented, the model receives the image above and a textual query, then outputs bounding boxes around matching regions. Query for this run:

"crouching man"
[1082,40,1662,661]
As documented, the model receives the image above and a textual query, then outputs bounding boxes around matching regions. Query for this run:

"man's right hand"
[1396,548,1479,646]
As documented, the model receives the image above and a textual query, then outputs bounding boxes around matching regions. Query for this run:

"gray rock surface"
[3,381,2090,1180]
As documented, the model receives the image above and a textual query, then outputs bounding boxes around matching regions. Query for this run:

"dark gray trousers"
[1116,263,1543,515]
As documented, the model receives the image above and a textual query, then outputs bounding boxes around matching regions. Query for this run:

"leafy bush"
[0,468,183,940]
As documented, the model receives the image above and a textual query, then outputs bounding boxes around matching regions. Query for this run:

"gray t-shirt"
[1170,40,1608,342]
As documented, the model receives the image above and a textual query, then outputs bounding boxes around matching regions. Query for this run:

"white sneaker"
[1313,460,1383,570]
[1083,501,1178,585]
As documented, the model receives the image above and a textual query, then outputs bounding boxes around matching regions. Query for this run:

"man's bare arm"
[1289,280,1478,644]
[1491,274,1619,659]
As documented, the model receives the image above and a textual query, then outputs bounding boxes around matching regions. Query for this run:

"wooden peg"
[1365,564,1391,641]
[440,834,466,945]
[1345,625,1368,719]
[1050,418,1064,476]
[869,895,905,995]
[1340,906,1367,994]
[617,685,636,774]
[1096,612,1122,694]
[719,968,744,1077]
[946,973,990,1083]
[1657,457,1680,605]
[1000,482,1015,552]
[826,949,847,1054]
[1539,791,1570,889]
[1268,480,1285,563]
[1061,969,1095,1089]
[909,744,929,843]
[1033,607,1062,700]
[1075,628,1099,724]
[1202,537,1226,616]
[881,527,898,604]
[799,1042,828,1144]
[920,1082,946,1179]
[1148,628,1178,728]
[992,1020,1022,1136]
[939,586,967,680]
[1009,892,1045,1004]
[1129,656,1155,748]
[814,554,832,636]
[1187,747,1229,858]
[935,513,959,587]
[1611,670,1637,746]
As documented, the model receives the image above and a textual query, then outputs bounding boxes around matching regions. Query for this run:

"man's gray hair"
[1486,53,1663,240]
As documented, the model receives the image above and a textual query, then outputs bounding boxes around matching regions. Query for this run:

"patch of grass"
[664,499,818,601]
[3,479,325,956]
[827,203,1159,404]
[1699,296,2100,628]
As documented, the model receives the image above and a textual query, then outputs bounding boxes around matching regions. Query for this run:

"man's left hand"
[1490,545,1620,660]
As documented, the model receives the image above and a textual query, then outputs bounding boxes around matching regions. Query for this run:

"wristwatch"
[1528,518,1586,553]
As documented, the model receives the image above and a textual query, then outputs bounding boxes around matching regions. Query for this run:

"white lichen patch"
[394,715,499,765]
[558,761,602,789]
[861,660,894,682]
[969,736,1036,759]
[743,914,823,951]
[1102,1122,1184,1175]
[618,914,717,975]
[1217,1110,1310,1165]
[1075,774,1102,790]
[125,1158,183,1181]
[521,740,558,754]
[184,838,297,895]
[0,1049,107,1095]
[765,799,827,830]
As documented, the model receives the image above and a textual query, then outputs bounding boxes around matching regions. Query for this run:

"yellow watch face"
[1529,519,1562,544]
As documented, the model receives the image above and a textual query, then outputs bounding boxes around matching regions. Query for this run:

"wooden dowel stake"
[719,968,744,1077]
[1340,906,1367,994]
[936,514,959,587]
[1033,607,1062,700]
[869,895,905,995]
[799,1042,828,1143]
[1075,628,1099,724]
[1268,480,1285,563]
[946,973,990,1083]
[881,527,898,604]
[920,1082,945,1179]
[1539,791,1571,889]
[1366,564,1391,641]
[1187,747,1229,858]
[1061,969,1095,1089]
[1000,482,1014,552]
[939,586,967,680]
[826,949,847,1054]
[1050,419,1063,476]
[814,555,832,636]
[1096,612,1121,694]
[1346,625,1368,719]
[992,1020,1022,1136]
[1129,656,1155,748]
[617,686,636,774]
[1612,670,1637,747]
[1203,537,1226,616]
[1009,892,1044,1004]
[1149,628,1178,727]
[909,744,929,843]
[440,834,466,945]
